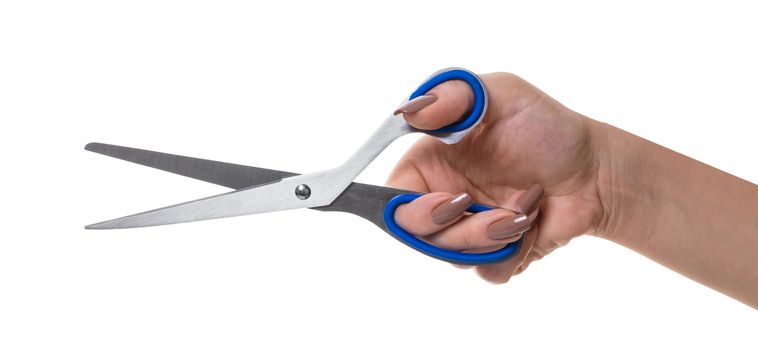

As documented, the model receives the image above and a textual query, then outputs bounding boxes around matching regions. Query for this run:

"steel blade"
[85,167,346,229]
[85,142,412,229]
[85,142,295,189]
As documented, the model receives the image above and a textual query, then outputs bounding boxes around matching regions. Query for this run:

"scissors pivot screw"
[295,184,311,200]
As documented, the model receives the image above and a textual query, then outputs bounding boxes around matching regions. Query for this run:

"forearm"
[592,120,758,308]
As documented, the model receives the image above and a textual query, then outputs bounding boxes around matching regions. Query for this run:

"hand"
[387,72,605,282]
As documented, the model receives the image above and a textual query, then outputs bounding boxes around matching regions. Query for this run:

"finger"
[394,192,474,236]
[471,185,545,282]
[472,185,543,283]
[513,184,545,214]
[462,243,514,254]
[475,217,540,284]
[424,209,537,251]
[450,243,515,270]
[427,184,543,252]
[514,238,552,276]
[399,79,474,130]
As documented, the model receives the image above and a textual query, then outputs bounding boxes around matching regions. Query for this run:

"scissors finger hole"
[409,68,487,134]
[383,193,521,265]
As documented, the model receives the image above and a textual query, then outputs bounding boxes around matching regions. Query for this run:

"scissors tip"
[85,218,133,230]
[85,223,107,230]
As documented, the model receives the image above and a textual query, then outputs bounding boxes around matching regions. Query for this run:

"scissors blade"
[85,142,295,189]
[86,162,345,229]
[86,142,410,230]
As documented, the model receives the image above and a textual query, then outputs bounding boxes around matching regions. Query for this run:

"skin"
[387,73,758,308]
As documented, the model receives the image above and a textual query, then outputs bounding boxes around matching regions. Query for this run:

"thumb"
[395,79,475,131]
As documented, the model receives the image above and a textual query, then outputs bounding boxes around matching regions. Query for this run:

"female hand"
[387,72,606,282]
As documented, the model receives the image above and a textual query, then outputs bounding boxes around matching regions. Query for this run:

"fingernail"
[515,184,544,214]
[487,214,531,240]
[394,94,438,115]
[495,232,524,244]
[431,192,473,225]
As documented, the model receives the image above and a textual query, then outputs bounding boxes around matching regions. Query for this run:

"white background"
[1,1,756,349]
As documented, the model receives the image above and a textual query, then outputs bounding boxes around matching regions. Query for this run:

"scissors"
[85,67,524,265]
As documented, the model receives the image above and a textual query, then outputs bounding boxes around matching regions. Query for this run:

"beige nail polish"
[515,184,545,214]
[394,94,438,115]
[431,193,472,225]
[487,214,530,240]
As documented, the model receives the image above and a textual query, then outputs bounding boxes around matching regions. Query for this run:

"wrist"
[588,120,661,244]
[584,116,758,307]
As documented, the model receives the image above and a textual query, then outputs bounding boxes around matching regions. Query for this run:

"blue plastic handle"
[383,193,522,265]
[408,68,487,134]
